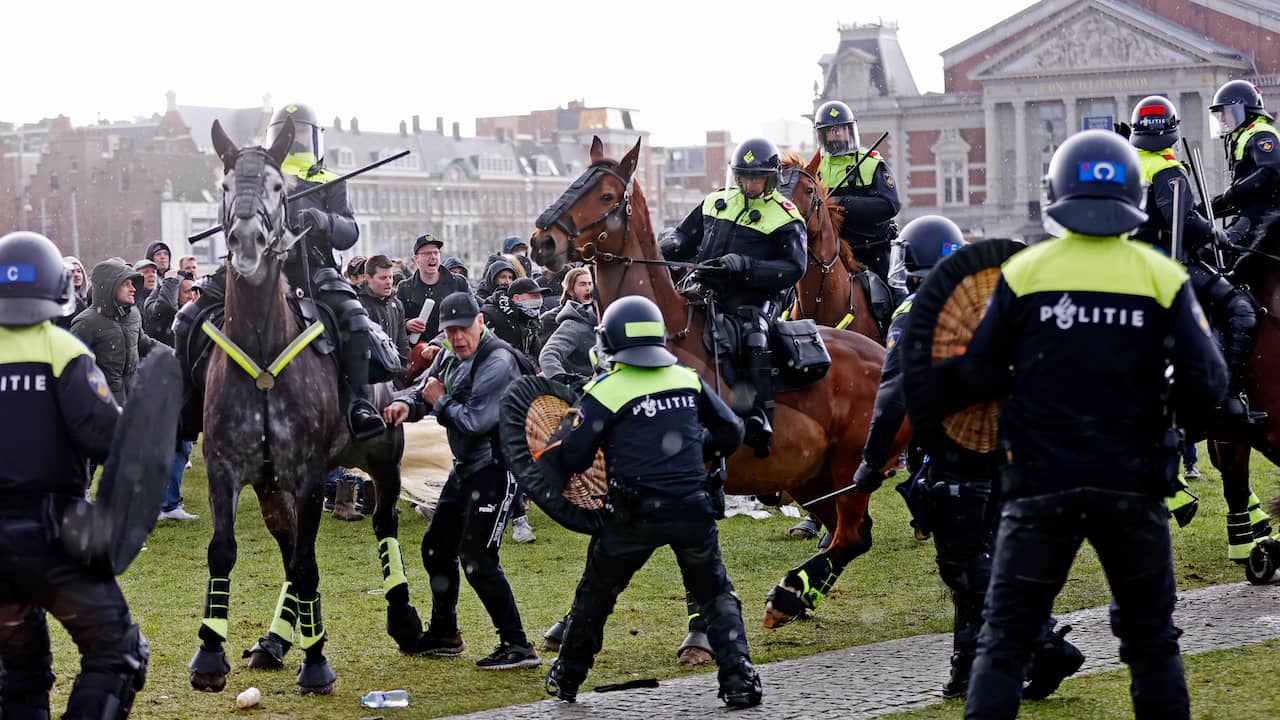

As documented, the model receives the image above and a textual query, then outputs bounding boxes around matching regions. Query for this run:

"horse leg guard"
[191,577,231,691]
[542,616,568,653]
[379,538,423,652]
[245,581,296,669]
[764,553,847,628]
[1227,511,1258,563]
[295,595,335,694]
[1248,493,1272,538]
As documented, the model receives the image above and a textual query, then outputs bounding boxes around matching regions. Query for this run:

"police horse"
[778,152,885,343]
[187,119,424,694]
[1211,213,1280,582]
[531,137,909,631]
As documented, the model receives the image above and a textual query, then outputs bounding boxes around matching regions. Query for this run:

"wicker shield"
[901,239,1024,457]
[500,376,609,535]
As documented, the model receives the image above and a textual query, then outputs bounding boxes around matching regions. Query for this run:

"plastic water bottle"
[360,690,409,708]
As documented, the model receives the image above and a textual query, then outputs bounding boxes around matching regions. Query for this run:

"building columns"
[984,102,1000,207]
[1013,100,1029,208]
[1064,97,1078,137]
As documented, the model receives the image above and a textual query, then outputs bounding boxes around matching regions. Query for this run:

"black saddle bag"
[770,319,831,385]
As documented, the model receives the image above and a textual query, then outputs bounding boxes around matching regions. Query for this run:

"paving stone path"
[449,582,1280,719]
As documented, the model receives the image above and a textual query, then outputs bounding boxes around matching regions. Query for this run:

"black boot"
[1219,291,1262,425]
[743,347,775,459]
[942,651,973,699]
[1023,624,1085,700]
[344,330,386,441]
[718,660,763,708]
[545,659,585,703]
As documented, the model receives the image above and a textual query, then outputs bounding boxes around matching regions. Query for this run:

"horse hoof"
[387,603,425,652]
[1246,542,1278,585]
[678,647,713,666]
[541,637,562,653]
[189,672,227,693]
[243,633,289,670]
[297,657,336,694]
[762,605,798,629]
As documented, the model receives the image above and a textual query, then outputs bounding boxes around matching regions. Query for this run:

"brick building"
[817,0,1280,239]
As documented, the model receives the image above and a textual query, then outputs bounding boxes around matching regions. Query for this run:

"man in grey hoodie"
[70,258,163,404]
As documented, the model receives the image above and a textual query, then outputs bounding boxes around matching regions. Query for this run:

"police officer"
[175,101,385,440]
[537,296,760,707]
[662,137,807,457]
[852,217,1083,700]
[0,232,149,720]
[951,131,1227,719]
[814,100,902,283]
[1208,80,1280,247]
[1128,95,1259,428]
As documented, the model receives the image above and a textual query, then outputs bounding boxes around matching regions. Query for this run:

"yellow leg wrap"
[297,595,325,651]
[268,582,298,642]
[379,538,408,593]
[1248,493,1270,528]
[835,313,854,330]
[201,618,228,641]
[201,577,230,641]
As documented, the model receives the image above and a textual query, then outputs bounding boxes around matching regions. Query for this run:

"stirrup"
[348,400,386,441]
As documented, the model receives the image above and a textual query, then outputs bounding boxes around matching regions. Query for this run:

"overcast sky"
[4,0,1040,146]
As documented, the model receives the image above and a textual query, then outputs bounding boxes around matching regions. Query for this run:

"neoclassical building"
[818,0,1279,239]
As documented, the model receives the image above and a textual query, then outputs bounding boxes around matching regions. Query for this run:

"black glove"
[853,461,889,494]
[298,208,331,237]
[1210,191,1234,216]
[1212,228,1233,249]
[713,253,750,274]
[659,231,682,259]
[1113,122,1131,139]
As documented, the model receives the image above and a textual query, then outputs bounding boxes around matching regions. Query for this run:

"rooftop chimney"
[333,116,343,131]
[351,117,360,134]
[412,115,422,133]
[436,116,444,134]
[165,90,176,112]
[452,121,460,140]
[399,120,408,137]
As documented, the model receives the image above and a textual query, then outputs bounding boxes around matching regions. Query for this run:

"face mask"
[518,299,542,317]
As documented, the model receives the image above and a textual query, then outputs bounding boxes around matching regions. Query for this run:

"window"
[942,160,965,206]
[337,147,355,168]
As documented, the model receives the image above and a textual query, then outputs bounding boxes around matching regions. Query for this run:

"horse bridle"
[221,147,291,262]
[535,162,634,252]
[778,164,854,320]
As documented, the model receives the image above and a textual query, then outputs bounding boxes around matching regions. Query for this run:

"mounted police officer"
[537,296,760,708]
[1128,95,1258,428]
[175,101,385,440]
[854,217,1083,700]
[661,137,807,457]
[0,232,149,720]
[1208,80,1280,248]
[951,131,1227,720]
[814,100,902,284]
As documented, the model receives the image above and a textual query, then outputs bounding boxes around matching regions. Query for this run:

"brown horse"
[530,136,908,629]
[778,152,882,342]
[186,120,424,694]
[1208,214,1280,582]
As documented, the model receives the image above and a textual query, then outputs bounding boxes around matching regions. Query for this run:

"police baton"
[188,150,413,243]
[800,481,868,509]
[1188,144,1227,270]
[823,131,890,202]
[1170,180,1183,264]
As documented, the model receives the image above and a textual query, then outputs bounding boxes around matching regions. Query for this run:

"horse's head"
[531,135,641,271]
[211,118,296,286]
[777,151,825,226]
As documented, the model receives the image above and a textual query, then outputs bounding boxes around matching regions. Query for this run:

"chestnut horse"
[1207,214,1280,581]
[531,137,908,630]
[186,120,424,695]
[778,152,882,343]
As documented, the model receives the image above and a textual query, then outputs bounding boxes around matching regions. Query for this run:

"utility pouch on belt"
[707,464,727,520]
[607,485,634,525]
[1159,426,1185,497]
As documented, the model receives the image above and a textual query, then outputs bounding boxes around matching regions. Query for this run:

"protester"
[71,258,163,404]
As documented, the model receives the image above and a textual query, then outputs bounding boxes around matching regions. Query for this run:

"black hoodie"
[69,259,162,403]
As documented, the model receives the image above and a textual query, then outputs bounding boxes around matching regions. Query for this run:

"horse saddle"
[291,297,400,383]
[854,268,897,339]
[702,313,830,393]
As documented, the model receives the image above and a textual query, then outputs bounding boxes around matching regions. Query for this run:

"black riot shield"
[61,351,183,575]
[500,376,609,535]
[900,239,1024,460]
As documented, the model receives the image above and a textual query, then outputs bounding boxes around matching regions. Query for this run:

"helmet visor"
[887,241,907,291]
[1210,105,1247,138]
[268,121,324,159]
[819,122,860,156]
[734,171,777,198]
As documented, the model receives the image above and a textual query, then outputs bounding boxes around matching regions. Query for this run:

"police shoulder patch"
[1191,300,1212,336]
[884,172,896,188]
[1259,137,1275,153]
[87,365,112,404]
[780,199,795,211]
[886,326,901,350]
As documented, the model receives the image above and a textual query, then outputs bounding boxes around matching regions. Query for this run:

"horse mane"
[780,152,806,169]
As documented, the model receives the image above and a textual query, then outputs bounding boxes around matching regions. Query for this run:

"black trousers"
[558,517,751,679]
[0,515,145,718]
[927,468,996,661]
[421,464,527,646]
[965,489,1188,720]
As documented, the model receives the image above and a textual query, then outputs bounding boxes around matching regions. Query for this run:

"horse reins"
[781,164,856,327]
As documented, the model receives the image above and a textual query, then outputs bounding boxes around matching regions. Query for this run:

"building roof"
[176,105,268,152]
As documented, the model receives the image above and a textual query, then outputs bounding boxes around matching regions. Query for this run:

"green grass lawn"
[39,444,1280,718]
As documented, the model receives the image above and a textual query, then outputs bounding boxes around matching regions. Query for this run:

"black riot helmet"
[814,100,860,156]
[596,296,677,368]
[887,216,967,292]
[267,102,324,160]
[1129,96,1180,151]
[729,138,782,198]
[0,231,76,326]
[1041,129,1147,237]
[1209,80,1272,137]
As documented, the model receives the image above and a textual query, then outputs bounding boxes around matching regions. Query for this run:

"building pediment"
[973,3,1249,80]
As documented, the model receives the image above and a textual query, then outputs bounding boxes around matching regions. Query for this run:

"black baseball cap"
[438,292,480,329]
[413,234,444,253]
[506,277,551,296]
